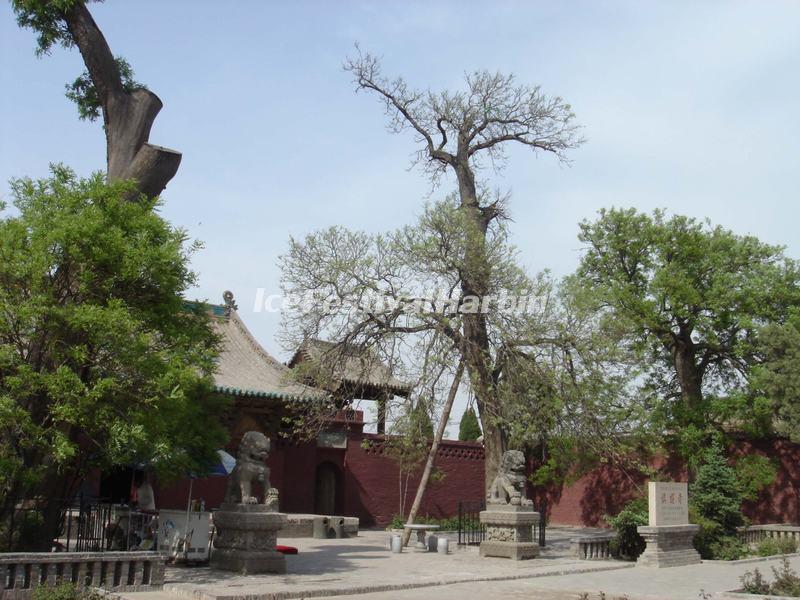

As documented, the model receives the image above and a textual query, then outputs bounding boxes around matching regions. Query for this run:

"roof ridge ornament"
[223,290,238,317]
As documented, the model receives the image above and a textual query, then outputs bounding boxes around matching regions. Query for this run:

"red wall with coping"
[531,438,800,527]
[156,430,800,528]
[155,428,485,527]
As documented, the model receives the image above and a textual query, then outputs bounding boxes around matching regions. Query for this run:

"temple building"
[288,338,411,434]
[155,293,484,525]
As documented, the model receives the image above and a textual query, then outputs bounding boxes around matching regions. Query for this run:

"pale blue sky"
[2,1,799,432]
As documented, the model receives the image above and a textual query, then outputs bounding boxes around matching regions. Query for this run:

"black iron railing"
[457,499,486,546]
[4,496,156,552]
[538,497,547,547]
[456,498,546,547]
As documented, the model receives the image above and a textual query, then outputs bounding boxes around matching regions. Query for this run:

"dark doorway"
[99,467,135,504]
[314,462,341,515]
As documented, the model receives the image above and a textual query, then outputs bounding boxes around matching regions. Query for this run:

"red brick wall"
[155,432,800,528]
[533,438,800,527]
[156,430,485,527]
[734,438,800,525]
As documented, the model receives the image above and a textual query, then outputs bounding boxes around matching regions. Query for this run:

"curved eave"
[214,385,320,403]
[339,377,411,397]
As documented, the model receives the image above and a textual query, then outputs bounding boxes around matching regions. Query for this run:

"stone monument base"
[479,505,540,560]
[636,524,701,568]
[211,504,287,574]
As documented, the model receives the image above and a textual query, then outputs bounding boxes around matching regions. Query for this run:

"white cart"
[158,509,211,561]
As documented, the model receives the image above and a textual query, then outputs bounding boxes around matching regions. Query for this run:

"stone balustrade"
[0,551,166,599]
[570,533,616,560]
[738,524,800,545]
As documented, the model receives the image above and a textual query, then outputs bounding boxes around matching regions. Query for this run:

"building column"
[376,392,387,435]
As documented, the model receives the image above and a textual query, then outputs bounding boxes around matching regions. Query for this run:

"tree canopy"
[575,207,799,464]
[750,315,800,442]
[0,166,227,549]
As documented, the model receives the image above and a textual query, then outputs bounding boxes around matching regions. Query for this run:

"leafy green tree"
[458,407,482,441]
[750,315,800,441]
[12,0,180,198]
[0,166,227,550]
[576,208,799,463]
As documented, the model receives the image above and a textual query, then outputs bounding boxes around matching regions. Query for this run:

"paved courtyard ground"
[120,528,800,600]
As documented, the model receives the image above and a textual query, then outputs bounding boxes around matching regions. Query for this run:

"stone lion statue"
[225,431,272,504]
[487,450,533,506]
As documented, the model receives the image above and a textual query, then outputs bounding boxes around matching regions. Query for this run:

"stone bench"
[0,551,166,599]
[570,532,616,560]
[278,514,359,538]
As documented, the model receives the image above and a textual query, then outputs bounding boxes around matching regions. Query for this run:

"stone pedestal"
[210,504,287,574]
[636,524,701,568]
[479,505,540,560]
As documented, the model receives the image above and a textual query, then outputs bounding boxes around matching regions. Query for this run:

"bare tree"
[342,48,584,482]
[13,1,181,199]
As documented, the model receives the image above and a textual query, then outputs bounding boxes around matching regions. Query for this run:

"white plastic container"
[437,536,449,554]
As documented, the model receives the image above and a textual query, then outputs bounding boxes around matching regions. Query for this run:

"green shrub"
[606,497,648,560]
[385,514,463,531]
[33,584,80,600]
[740,568,770,595]
[709,535,747,561]
[771,557,800,597]
[689,508,747,560]
[387,514,405,530]
[741,558,800,597]
[757,536,799,557]
[690,509,723,560]
[32,583,104,600]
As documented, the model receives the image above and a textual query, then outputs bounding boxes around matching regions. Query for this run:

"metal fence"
[456,498,547,547]
[5,496,156,553]
[457,500,486,546]
[538,497,547,547]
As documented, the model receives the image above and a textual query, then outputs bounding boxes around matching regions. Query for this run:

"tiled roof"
[211,305,323,401]
[289,338,411,396]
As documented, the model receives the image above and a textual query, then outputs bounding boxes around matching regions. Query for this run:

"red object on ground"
[276,545,298,555]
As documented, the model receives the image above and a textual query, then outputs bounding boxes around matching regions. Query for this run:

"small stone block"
[479,540,539,560]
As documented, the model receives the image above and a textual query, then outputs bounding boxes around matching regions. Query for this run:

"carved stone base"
[210,504,287,574]
[636,524,701,568]
[479,506,540,560]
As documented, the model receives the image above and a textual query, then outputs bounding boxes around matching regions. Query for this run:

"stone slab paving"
[118,529,800,600]
[318,554,800,600]
[120,528,630,600]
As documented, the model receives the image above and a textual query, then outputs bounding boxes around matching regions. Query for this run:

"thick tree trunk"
[672,338,704,425]
[453,154,507,489]
[401,362,464,545]
[63,3,181,199]
[29,467,78,552]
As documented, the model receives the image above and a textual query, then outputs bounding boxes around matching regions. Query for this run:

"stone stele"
[636,481,701,568]
[210,431,287,574]
[479,450,540,560]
